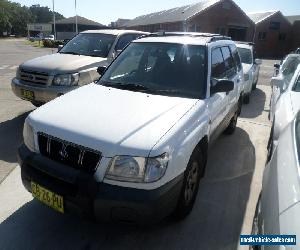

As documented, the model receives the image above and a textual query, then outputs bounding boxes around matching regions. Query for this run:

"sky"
[13,0,300,25]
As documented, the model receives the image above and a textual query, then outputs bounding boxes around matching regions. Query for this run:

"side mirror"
[274,63,280,69]
[97,66,107,76]
[57,44,63,52]
[255,59,262,65]
[211,79,234,95]
[270,76,284,89]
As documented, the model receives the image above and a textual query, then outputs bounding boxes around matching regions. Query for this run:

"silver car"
[11,29,148,106]
[252,112,300,250]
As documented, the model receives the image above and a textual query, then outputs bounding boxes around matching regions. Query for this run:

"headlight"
[244,73,250,81]
[52,73,79,86]
[23,121,35,152]
[105,153,168,183]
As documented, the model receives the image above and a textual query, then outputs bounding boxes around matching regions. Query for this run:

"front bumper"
[18,144,183,224]
[11,78,78,103]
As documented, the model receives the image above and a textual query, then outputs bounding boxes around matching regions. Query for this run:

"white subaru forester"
[18,33,243,224]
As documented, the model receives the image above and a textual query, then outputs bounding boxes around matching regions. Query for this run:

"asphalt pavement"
[0,39,276,250]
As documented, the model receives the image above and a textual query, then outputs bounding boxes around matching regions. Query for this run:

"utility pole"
[75,0,78,34]
[52,0,56,40]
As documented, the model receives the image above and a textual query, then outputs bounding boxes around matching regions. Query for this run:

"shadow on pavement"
[0,112,29,163]
[0,128,255,250]
[240,88,267,119]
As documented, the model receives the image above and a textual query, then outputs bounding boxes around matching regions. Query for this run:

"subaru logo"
[59,143,68,159]
[28,74,35,81]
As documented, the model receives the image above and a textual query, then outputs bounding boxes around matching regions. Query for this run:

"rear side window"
[221,46,236,78]
[211,48,226,79]
[230,44,242,71]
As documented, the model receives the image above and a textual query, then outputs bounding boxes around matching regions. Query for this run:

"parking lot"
[0,38,275,250]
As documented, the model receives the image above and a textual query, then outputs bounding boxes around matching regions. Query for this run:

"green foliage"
[0,1,64,37]
[42,39,64,48]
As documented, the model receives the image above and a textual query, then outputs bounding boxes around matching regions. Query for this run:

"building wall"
[291,21,300,51]
[188,0,254,41]
[253,12,292,58]
[127,0,254,41]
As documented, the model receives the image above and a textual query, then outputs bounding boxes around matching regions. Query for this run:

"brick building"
[248,11,292,58]
[125,0,255,42]
[286,15,300,52]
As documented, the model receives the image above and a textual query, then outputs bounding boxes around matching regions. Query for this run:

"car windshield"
[60,33,116,57]
[99,42,207,99]
[237,47,253,64]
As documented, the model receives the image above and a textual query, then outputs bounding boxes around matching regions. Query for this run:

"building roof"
[286,15,300,24]
[247,11,279,24]
[53,16,105,27]
[125,0,221,27]
[81,29,148,35]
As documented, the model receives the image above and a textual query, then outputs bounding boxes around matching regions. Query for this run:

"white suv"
[236,42,261,104]
[18,33,243,223]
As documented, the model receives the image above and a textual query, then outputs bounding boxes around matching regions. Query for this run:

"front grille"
[20,69,49,85]
[38,133,101,174]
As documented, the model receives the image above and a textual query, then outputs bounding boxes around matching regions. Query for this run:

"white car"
[252,112,300,250]
[236,42,262,104]
[268,63,300,160]
[270,54,300,122]
[18,33,243,223]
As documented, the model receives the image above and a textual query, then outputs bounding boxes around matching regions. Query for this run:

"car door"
[208,47,229,138]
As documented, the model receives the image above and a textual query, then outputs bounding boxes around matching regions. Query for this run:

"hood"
[290,91,300,116]
[29,84,199,157]
[241,63,252,74]
[20,53,107,74]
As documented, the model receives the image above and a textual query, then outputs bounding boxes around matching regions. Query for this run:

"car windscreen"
[99,42,207,99]
[60,33,116,57]
[237,47,253,64]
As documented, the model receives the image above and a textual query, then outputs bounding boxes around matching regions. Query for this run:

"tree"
[30,4,64,23]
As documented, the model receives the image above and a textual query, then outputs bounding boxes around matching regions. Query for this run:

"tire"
[223,110,238,135]
[251,194,262,250]
[252,79,258,90]
[172,147,205,220]
[31,101,44,107]
[243,93,250,104]
[266,123,274,163]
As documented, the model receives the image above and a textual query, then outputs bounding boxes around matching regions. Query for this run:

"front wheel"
[172,147,205,219]
[31,101,44,107]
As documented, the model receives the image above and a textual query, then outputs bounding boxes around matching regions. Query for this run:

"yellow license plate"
[21,89,34,100]
[31,182,64,213]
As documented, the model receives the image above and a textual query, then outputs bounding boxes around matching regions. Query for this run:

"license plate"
[21,89,34,100]
[31,182,64,213]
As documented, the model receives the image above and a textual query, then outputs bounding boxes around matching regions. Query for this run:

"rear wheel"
[224,110,238,135]
[243,93,250,104]
[173,147,205,219]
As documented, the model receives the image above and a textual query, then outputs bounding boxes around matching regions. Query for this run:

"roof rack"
[147,31,231,42]
[235,41,255,46]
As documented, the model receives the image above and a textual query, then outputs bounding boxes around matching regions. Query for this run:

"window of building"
[215,27,226,35]
[258,32,267,40]
[269,21,280,30]
[278,33,286,41]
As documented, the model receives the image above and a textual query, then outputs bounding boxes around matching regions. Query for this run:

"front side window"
[282,57,300,83]
[99,42,207,99]
[237,47,253,64]
[60,33,116,57]
[293,75,300,92]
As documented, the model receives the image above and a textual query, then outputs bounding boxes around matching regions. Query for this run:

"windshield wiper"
[103,82,150,91]
[60,51,81,55]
